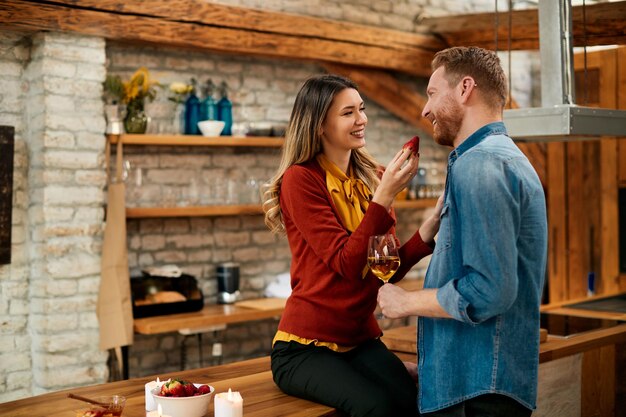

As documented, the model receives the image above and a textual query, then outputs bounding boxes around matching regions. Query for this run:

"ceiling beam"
[0,0,442,76]
[419,1,626,50]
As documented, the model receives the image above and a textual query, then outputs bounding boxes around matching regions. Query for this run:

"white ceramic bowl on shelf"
[197,120,225,137]
[151,384,215,417]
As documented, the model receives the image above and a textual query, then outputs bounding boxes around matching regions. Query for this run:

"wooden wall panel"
[547,142,568,303]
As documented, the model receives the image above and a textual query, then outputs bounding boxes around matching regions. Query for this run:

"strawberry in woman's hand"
[402,136,420,156]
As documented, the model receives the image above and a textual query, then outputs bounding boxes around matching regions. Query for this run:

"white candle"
[214,388,243,417]
[145,377,163,411]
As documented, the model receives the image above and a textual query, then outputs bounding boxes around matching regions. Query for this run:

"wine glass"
[367,234,401,283]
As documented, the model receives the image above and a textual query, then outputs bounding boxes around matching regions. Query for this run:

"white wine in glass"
[367,234,401,283]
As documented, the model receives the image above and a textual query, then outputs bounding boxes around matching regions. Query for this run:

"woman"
[263,74,442,417]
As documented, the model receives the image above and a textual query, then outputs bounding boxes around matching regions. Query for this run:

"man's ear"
[459,76,477,103]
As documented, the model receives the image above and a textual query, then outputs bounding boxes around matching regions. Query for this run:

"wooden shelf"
[107,134,284,147]
[126,205,264,218]
[393,198,438,209]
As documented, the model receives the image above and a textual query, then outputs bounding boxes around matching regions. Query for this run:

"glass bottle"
[184,78,201,135]
[217,81,233,136]
[200,79,218,122]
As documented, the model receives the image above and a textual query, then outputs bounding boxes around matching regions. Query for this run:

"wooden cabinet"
[107,134,438,218]
[547,47,625,303]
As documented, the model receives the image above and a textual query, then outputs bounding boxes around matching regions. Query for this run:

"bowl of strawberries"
[151,379,214,417]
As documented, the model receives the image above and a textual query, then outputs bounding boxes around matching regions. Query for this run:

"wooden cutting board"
[236,297,287,311]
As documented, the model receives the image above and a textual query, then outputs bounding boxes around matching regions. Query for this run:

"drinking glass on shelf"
[367,234,401,283]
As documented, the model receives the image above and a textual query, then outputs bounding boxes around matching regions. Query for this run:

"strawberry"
[197,384,211,395]
[183,382,197,397]
[161,379,186,397]
[402,135,420,156]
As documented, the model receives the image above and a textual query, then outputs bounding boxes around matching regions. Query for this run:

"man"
[378,46,547,417]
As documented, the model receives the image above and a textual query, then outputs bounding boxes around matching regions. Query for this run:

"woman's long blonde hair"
[263,74,380,234]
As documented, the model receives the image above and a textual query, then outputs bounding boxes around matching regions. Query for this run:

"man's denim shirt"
[418,122,547,413]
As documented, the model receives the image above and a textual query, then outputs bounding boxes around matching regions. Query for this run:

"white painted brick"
[44,151,100,170]
[44,185,103,205]
[30,314,78,332]
[74,207,104,223]
[166,234,213,248]
[0,61,23,78]
[1,282,28,299]
[41,206,75,222]
[46,253,101,278]
[41,42,106,65]
[7,371,31,391]
[8,299,28,315]
[30,280,77,297]
[75,170,107,187]
[43,130,76,148]
[43,76,102,98]
[78,312,100,330]
[75,63,106,82]
[41,59,77,78]
[0,315,26,333]
[0,352,30,373]
[44,94,76,114]
[77,276,100,294]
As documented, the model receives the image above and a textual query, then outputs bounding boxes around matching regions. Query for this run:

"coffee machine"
[216,262,240,304]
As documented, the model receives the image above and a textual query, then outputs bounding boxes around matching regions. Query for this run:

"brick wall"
[0,31,32,402]
[0,0,542,401]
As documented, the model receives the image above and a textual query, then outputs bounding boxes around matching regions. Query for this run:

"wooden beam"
[419,2,626,51]
[51,0,444,53]
[322,63,434,135]
[0,0,440,76]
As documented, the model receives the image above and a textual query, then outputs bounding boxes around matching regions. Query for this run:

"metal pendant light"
[503,0,626,142]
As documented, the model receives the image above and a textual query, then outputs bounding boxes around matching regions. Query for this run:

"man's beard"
[433,94,463,147]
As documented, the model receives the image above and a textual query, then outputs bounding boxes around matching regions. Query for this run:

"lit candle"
[214,388,243,417]
[145,377,163,411]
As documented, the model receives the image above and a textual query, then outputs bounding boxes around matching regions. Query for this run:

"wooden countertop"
[133,298,286,335]
[381,323,626,363]
[0,357,337,417]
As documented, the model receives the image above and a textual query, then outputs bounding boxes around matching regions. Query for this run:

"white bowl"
[197,120,225,137]
[151,384,215,417]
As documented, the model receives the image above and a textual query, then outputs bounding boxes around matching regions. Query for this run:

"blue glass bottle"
[217,81,232,136]
[184,79,200,135]
[199,79,218,121]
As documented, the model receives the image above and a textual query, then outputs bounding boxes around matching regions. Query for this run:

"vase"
[172,103,185,134]
[124,99,148,134]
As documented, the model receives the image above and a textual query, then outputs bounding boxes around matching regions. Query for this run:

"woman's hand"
[371,149,418,210]
[418,193,444,244]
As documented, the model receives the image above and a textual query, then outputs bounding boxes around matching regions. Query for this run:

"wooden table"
[0,350,417,417]
[0,357,337,417]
